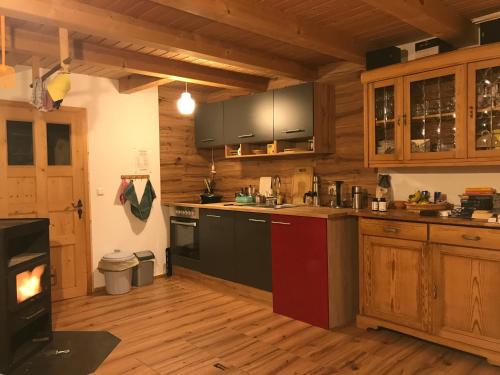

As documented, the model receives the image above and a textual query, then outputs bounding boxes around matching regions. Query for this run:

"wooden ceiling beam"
[151,0,366,65]
[0,0,316,81]
[119,75,175,94]
[6,27,270,91]
[361,0,476,45]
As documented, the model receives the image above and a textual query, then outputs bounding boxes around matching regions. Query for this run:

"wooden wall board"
[159,80,378,205]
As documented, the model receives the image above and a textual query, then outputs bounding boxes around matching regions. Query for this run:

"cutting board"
[291,167,313,205]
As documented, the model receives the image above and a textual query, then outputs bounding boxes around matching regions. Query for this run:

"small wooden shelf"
[225,139,316,159]
[411,112,456,121]
[375,119,395,125]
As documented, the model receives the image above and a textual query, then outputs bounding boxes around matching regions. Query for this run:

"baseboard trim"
[172,266,273,307]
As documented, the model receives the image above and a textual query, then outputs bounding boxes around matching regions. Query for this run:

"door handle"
[462,234,480,241]
[200,138,215,143]
[237,133,255,139]
[383,226,399,233]
[248,218,266,223]
[271,221,291,225]
[171,220,197,227]
[206,214,221,218]
[282,129,305,134]
[72,199,83,220]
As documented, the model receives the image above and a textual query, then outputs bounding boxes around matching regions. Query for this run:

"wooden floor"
[53,277,500,375]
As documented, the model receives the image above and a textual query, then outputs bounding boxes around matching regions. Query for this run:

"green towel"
[123,180,156,221]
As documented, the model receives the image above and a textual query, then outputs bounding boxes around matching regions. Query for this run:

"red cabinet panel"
[271,214,329,328]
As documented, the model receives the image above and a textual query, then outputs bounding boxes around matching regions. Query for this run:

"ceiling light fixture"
[177,82,196,115]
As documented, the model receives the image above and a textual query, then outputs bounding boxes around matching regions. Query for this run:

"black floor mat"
[11,331,120,375]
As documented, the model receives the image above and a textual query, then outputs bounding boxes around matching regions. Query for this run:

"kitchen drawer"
[360,218,427,241]
[430,224,500,250]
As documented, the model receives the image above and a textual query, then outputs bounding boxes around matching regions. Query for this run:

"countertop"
[164,201,353,219]
[352,209,500,229]
[165,201,500,228]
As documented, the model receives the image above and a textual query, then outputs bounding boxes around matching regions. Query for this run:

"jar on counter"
[371,198,379,211]
[379,198,387,212]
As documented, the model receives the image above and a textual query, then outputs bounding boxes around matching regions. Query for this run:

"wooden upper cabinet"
[361,235,429,332]
[367,78,403,162]
[467,57,500,159]
[432,244,500,354]
[195,102,224,149]
[403,65,467,161]
[223,91,274,145]
[274,83,313,140]
[362,44,500,167]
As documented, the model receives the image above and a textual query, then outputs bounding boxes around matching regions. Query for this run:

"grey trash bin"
[132,251,155,286]
[98,250,139,295]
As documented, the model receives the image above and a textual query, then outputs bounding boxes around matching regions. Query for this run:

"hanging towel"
[123,180,156,221]
[118,179,130,205]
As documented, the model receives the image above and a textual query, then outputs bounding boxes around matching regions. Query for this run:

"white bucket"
[104,268,133,295]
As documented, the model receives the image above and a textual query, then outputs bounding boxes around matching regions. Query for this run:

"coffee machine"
[328,180,344,208]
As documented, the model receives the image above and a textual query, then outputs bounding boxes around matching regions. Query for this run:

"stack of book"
[464,187,496,195]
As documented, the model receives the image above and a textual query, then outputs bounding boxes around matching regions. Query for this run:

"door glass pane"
[47,123,71,165]
[6,120,34,165]
[410,74,456,153]
[374,85,395,155]
[475,66,500,151]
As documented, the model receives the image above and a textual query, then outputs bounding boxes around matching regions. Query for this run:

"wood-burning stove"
[0,219,52,374]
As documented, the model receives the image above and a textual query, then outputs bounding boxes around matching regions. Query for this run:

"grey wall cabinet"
[194,102,224,148]
[274,83,314,140]
[223,91,274,144]
[199,209,235,282]
[234,212,272,291]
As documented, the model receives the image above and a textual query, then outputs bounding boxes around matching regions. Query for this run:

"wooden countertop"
[165,202,500,228]
[164,202,353,219]
[352,209,500,229]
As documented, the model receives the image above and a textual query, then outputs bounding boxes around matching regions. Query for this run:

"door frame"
[0,99,93,296]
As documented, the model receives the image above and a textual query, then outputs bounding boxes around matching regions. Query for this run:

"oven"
[169,205,201,271]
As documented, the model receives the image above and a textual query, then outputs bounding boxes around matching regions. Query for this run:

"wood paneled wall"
[159,81,377,205]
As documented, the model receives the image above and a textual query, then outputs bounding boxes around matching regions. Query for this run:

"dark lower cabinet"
[198,209,271,291]
[200,209,235,282]
[234,212,272,291]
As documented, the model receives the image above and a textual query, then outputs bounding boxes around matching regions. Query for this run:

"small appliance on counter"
[328,180,343,208]
[200,193,222,204]
[352,185,365,209]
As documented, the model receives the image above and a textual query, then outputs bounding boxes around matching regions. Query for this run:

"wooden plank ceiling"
[1,0,499,96]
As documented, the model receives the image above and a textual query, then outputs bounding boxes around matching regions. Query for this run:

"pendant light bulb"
[177,82,196,115]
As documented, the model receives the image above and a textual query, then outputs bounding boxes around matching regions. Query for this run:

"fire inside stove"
[16,264,46,303]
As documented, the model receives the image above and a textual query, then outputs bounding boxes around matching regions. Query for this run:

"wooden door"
[367,78,404,163]
[467,57,500,160]
[432,244,500,353]
[0,101,90,301]
[403,65,467,162]
[361,235,429,331]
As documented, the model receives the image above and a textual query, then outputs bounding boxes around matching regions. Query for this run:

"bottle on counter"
[371,198,379,211]
[379,197,387,212]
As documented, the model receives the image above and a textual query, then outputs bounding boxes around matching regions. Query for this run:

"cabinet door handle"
[237,133,255,139]
[206,214,221,218]
[248,218,266,223]
[282,129,305,134]
[469,106,474,119]
[24,308,46,320]
[271,221,291,225]
[383,226,399,233]
[462,234,480,241]
[171,220,197,227]
[200,138,215,143]
[397,117,401,127]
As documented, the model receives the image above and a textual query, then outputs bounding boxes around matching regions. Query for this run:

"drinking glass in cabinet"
[374,86,395,155]
[475,66,500,150]
[410,75,456,153]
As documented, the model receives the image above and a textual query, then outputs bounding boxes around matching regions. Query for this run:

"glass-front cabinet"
[468,58,500,158]
[403,66,466,161]
[367,78,403,162]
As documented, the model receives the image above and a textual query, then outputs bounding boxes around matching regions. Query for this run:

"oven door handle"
[171,220,197,227]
